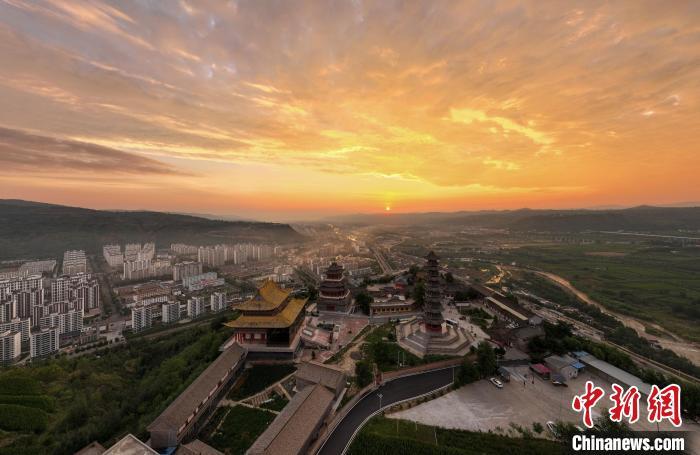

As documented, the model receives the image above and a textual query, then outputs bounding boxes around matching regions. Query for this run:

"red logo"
[572,381,605,428]
[647,384,682,427]
[609,384,640,424]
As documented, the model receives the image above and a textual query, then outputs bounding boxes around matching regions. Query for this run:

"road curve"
[318,367,456,455]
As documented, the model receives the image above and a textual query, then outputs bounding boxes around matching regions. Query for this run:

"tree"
[476,342,497,378]
[457,358,479,385]
[355,292,373,315]
[355,360,373,388]
[412,281,425,307]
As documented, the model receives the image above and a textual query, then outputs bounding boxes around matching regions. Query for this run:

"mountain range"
[0,200,303,261]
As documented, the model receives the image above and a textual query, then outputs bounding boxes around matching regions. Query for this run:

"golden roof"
[226,297,308,329]
[237,280,292,312]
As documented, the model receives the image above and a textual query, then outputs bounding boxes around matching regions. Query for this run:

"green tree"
[355,292,374,315]
[356,361,373,388]
[476,342,497,378]
[412,281,425,307]
[457,358,479,385]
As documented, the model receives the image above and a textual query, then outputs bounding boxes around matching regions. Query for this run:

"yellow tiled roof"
[237,280,291,312]
[226,297,307,329]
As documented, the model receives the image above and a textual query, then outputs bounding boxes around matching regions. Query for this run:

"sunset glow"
[1,1,699,220]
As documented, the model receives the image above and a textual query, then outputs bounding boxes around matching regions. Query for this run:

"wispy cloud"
[0,0,698,213]
[0,127,186,176]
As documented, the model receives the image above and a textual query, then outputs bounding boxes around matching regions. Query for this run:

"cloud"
[0,126,185,176]
[0,0,699,210]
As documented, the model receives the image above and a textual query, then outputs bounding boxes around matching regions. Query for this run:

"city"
[1,1,699,455]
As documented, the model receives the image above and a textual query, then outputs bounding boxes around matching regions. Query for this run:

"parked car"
[489,377,503,388]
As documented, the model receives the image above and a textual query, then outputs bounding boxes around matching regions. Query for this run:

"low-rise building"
[247,384,335,455]
[148,344,247,450]
[295,361,346,397]
[182,272,224,291]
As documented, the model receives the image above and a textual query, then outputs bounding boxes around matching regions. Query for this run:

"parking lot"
[388,367,699,435]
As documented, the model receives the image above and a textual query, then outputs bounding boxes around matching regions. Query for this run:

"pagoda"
[396,251,471,357]
[424,251,444,334]
[317,262,352,313]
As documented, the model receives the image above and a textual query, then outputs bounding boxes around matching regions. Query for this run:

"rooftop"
[295,361,346,393]
[103,434,156,455]
[237,280,291,312]
[175,439,224,455]
[579,353,652,396]
[227,297,307,329]
[247,384,335,455]
[147,343,246,435]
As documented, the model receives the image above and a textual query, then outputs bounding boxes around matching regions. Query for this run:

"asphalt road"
[318,367,457,455]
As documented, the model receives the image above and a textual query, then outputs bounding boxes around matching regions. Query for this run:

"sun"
[385,204,392,212]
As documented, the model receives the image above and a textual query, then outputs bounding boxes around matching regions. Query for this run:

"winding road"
[317,367,457,455]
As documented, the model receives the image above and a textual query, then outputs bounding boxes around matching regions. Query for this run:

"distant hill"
[327,206,700,233]
[0,200,304,261]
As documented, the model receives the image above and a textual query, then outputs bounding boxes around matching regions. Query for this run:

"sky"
[0,0,699,221]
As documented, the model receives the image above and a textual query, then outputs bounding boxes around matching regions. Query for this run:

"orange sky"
[1,1,699,221]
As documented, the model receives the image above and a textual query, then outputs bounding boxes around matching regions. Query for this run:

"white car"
[489,377,503,388]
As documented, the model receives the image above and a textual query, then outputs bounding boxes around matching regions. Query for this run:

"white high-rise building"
[0,318,30,342]
[0,300,16,323]
[51,274,100,310]
[161,302,180,324]
[210,292,227,313]
[0,331,22,365]
[103,245,124,268]
[18,260,57,277]
[171,243,199,256]
[187,297,205,319]
[0,275,43,300]
[173,261,203,282]
[198,246,225,267]
[40,310,83,336]
[62,250,87,275]
[131,306,153,333]
[30,328,59,358]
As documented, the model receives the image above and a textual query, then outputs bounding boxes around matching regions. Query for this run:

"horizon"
[4,197,700,223]
[1,1,700,219]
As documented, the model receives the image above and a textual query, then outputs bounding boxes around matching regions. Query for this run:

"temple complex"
[317,262,352,313]
[225,280,307,359]
[396,252,471,357]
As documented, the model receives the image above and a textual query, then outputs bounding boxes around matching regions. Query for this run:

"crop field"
[491,242,700,341]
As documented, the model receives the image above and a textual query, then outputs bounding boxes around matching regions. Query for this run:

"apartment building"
[131,306,154,333]
[173,261,203,282]
[103,244,124,268]
[30,328,59,358]
[161,301,180,324]
[210,292,227,313]
[0,331,22,365]
[62,250,87,275]
[187,297,205,319]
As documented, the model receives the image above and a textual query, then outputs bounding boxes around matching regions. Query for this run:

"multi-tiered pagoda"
[317,262,351,313]
[395,251,471,357]
[424,251,444,335]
